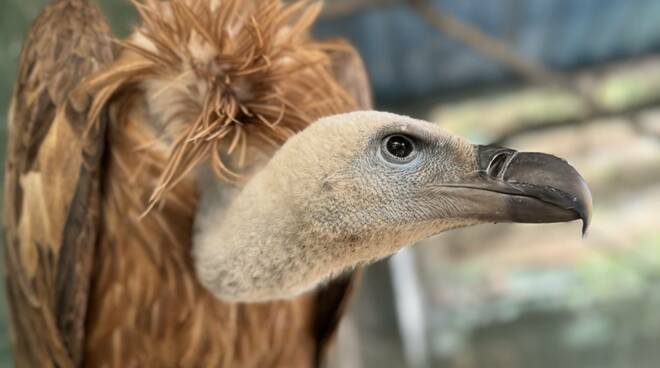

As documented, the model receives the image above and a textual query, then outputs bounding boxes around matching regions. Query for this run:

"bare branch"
[491,94,660,145]
[406,0,601,114]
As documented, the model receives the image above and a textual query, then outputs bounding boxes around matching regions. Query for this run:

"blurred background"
[2,0,660,367]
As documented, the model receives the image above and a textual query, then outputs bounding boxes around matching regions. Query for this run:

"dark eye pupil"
[386,136,413,158]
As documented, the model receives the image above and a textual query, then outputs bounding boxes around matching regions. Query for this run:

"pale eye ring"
[381,134,417,163]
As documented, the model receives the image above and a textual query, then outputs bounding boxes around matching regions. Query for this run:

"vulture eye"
[382,134,416,163]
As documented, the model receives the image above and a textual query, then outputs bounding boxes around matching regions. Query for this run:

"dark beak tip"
[579,198,592,237]
[581,216,590,237]
[580,204,592,238]
[575,178,593,238]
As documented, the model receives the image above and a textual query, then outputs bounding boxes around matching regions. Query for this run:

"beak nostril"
[487,152,510,178]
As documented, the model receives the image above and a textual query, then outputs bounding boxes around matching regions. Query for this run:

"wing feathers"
[4,0,115,366]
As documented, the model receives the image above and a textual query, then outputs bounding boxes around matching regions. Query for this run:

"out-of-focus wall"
[315,0,660,102]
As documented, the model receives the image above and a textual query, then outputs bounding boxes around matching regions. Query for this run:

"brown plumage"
[4,0,371,367]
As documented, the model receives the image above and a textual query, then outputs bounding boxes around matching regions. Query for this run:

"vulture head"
[194,111,592,302]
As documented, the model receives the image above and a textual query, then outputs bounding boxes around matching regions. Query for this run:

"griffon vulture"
[3,0,592,367]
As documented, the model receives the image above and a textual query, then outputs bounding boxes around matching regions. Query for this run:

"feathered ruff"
[87,0,358,209]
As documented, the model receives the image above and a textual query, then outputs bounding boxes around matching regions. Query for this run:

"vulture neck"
[192,163,357,303]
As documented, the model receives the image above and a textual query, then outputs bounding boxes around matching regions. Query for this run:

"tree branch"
[491,94,660,145]
[406,0,601,115]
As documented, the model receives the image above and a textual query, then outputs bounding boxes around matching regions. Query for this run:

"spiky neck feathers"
[88,0,357,207]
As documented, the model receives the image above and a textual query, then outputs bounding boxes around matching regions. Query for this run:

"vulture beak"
[441,145,593,235]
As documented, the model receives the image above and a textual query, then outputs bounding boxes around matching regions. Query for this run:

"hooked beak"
[440,145,593,235]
